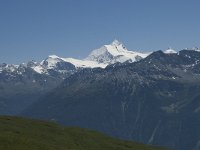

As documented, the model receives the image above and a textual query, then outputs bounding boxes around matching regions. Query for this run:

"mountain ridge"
[23,49,200,150]
[1,42,200,116]
[2,41,200,150]
[0,40,157,75]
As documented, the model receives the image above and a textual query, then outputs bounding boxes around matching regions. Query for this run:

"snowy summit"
[86,40,150,64]
[164,48,177,54]
[0,40,151,74]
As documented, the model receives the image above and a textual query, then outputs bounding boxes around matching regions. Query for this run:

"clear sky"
[1,0,200,64]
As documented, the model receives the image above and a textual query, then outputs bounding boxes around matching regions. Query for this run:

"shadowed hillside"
[0,116,166,150]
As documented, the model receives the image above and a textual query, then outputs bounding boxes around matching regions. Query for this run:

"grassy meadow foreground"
[0,116,166,150]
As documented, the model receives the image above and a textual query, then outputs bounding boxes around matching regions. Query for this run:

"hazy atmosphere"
[1,1,200,150]
[1,0,200,64]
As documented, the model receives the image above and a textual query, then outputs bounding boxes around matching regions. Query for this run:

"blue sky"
[1,0,200,64]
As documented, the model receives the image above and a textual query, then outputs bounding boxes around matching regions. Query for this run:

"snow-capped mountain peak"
[164,48,177,54]
[105,40,128,54]
[111,39,121,46]
[183,47,200,52]
[86,40,149,64]
[41,55,64,69]
[48,55,60,59]
[0,40,151,75]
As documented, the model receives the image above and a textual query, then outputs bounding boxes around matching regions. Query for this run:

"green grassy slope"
[0,116,166,150]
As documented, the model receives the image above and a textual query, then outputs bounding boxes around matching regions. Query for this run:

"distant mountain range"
[1,40,200,150]
[1,40,179,76]
[24,49,200,150]
[0,40,151,115]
